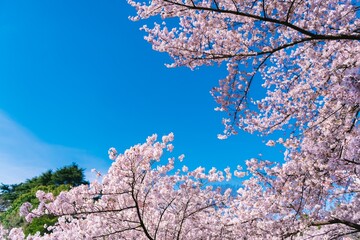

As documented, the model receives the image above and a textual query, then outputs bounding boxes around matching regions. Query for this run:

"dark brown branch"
[55,205,137,218]
[190,37,318,62]
[262,0,267,18]
[176,198,191,240]
[92,225,142,239]
[341,158,360,165]
[232,53,272,124]
[186,202,216,218]
[154,198,176,240]
[163,0,360,41]
[312,218,360,231]
[286,0,297,22]
[131,184,154,240]
[212,0,219,10]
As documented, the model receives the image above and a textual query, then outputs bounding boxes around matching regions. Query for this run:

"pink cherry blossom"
[4,0,359,238]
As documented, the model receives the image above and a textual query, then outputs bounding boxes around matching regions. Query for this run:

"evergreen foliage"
[0,163,88,236]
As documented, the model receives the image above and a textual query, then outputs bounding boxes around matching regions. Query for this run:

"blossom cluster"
[3,132,358,239]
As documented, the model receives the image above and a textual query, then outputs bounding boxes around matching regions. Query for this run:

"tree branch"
[312,218,360,231]
[163,0,360,41]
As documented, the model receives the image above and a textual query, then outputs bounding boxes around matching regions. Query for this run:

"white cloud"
[0,111,107,184]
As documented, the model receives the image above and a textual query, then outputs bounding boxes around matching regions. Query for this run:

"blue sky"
[0,0,283,184]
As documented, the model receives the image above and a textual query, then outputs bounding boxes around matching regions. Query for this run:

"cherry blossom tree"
[124,0,359,238]
[128,0,359,141]
[128,0,359,137]
[3,0,359,239]
[6,134,241,239]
